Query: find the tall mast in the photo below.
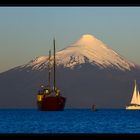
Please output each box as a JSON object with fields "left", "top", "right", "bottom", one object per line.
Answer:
{"left": 53, "top": 38, "right": 56, "bottom": 92}
{"left": 48, "top": 50, "right": 51, "bottom": 89}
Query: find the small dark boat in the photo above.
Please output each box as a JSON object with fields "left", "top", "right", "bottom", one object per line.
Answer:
{"left": 37, "top": 38, "right": 66, "bottom": 111}
{"left": 92, "top": 104, "right": 96, "bottom": 111}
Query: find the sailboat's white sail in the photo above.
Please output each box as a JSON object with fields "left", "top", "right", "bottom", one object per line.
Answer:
{"left": 130, "top": 80, "right": 138, "bottom": 105}
{"left": 126, "top": 80, "right": 140, "bottom": 110}
{"left": 137, "top": 91, "right": 140, "bottom": 105}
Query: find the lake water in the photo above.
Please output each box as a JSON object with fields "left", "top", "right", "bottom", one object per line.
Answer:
{"left": 0, "top": 109, "right": 140, "bottom": 134}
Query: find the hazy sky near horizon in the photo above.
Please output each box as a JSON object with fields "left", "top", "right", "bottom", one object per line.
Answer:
{"left": 0, "top": 7, "right": 140, "bottom": 73}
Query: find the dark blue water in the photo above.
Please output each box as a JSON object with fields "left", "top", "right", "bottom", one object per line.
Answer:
{"left": 0, "top": 109, "right": 140, "bottom": 134}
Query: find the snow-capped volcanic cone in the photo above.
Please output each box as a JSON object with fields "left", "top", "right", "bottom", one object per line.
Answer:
{"left": 0, "top": 34, "right": 140, "bottom": 108}
{"left": 21, "top": 34, "right": 135, "bottom": 71}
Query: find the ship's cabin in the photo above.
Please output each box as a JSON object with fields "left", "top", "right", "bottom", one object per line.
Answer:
{"left": 38, "top": 85, "right": 51, "bottom": 95}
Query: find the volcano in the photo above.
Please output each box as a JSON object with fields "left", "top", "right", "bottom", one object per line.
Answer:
{"left": 0, "top": 34, "right": 140, "bottom": 109}
{"left": 21, "top": 34, "right": 136, "bottom": 71}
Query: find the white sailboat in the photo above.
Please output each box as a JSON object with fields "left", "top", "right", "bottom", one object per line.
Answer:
{"left": 126, "top": 80, "right": 140, "bottom": 110}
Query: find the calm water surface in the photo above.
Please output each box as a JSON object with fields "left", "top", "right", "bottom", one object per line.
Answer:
{"left": 0, "top": 109, "right": 140, "bottom": 134}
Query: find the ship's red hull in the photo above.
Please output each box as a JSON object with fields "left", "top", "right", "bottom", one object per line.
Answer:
{"left": 37, "top": 96, "right": 66, "bottom": 111}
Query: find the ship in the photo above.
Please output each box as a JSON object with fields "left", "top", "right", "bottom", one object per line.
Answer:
{"left": 126, "top": 80, "right": 140, "bottom": 110}
{"left": 37, "top": 38, "right": 66, "bottom": 111}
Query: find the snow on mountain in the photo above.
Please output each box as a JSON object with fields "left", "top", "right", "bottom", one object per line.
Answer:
{"left": 21, "top": 34, "right": 136, "bottom": 71}
{"left": 22, "top": 56, "right": 49, "bottom": 70}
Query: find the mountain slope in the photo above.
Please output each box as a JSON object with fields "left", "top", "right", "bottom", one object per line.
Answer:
{"left": 21, "top": 34, "right": 135, "bottom": 71}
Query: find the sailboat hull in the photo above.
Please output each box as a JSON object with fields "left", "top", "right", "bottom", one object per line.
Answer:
{"left": 37, "top": 96, "right": 66, "bottom": 111}
{"left": 126, "top": 105, "right": 140, "bottom": 110}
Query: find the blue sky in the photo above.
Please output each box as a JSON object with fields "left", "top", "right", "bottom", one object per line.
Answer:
{"left": 0, "top": 7, "right": 140, "bottom": 72}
